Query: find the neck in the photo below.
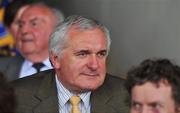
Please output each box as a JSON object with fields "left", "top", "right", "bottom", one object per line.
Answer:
{"left": 22, "top": 52, "right": 49, "bottom": 63}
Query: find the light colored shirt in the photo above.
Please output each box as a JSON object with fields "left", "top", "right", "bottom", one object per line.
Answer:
{"left": 19, "top": 58, "right": 53, "bottom": 78}
{"left": 55, "top": 75, "right": 91, "bottom": 113}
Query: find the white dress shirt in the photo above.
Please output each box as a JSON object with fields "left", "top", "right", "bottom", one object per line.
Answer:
{"left": 55, "top": 75, "right": 91, "bottom": 113}
{"left": 19, "top": 58, "right": 53, "bottom": 78}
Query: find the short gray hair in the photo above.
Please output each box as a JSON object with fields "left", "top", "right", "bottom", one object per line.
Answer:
{"left": 49, "top": 15, "right": 111, "bottom": 58}
{"left": 27, "top": 2, "right": 64, "bottom": 25}
{"left": 51, "top": 8, "right": 64, "bottom": 25}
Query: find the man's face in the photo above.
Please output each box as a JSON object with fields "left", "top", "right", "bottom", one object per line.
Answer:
{"left": 53, "top": 27, "right": 108, "bottom": 93}
{"left": 17, "top": 6, "right": 56, "bottom": 59}
{"left": 130, "top": 82, "right": 177, "bottom": 113}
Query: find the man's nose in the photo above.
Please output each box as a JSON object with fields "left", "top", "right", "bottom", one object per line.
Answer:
{"left": 19, "top": 24, "right": 29, "bottom": 35}
{"left": 141, "top": 107, "right": 151, "bottom": 113}
{"left": 87, "top": 54, "right": 99, "bottom": 70}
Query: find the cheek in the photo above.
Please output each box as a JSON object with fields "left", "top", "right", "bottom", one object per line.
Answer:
{"left": 59, "top": 56, "right": 80, "bottom": 73}
{"left": 130, "top": 109, "right": 136, "bottom": 113}
{"left": 40, "top": 26, "right": 53, "bottom": 37}
{"left": 16, "top": 37, "right": 22, "bottom": 47}
{"left": 34, "top": 31, "right": 49, "bottom": 44}
{"left": 153, "top": 109, "right": 160, "bottom": 113}
{"left": 10, "top": 25, "right": 18, "bottom": 37}
{"left": 69, "top": 61, "right": 83, "bottom": 74}
{"left": 99, "top": 60, "right": 106, "bottom": 71}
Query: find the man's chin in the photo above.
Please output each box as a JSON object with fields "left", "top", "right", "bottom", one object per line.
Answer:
{"left": 81, "top": 82, "right": 103, "bottom": 91}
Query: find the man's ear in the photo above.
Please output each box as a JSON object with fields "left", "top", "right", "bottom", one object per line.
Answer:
{"left": 50, "top": 52, "right": 61, "bottom": 69}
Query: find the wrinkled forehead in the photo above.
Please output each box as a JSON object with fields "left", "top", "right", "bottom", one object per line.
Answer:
{"left": 21, "top": 6, "right": 54, "bottom": 20}
{"left": 67, "top": 26, "right": 106, "bottom": 40}
{"left": 15, "top": 5, "right": 30, "bottom": 20}
{"left": 66, "top": 26, "right": 107, "bottom": 49}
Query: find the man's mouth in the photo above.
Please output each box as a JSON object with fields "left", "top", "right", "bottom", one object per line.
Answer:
{"left": 81, "top": 73, "right": 99, "bottom": 76}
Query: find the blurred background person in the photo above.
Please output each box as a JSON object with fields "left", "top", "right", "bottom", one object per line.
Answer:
{"left": 3, "top": 0, "right": 33, "bottom": 56}
{"left": 125, "top": 58, "right": 180, "bottom": 113}
{"left": 0, "top": 71, "right": 15, "bottom": 113}
{"left": 0, "top": 2, "right": 64, "bottom": 81}
{"left": 0, "top": 0, "right": 15, "bottom": 57}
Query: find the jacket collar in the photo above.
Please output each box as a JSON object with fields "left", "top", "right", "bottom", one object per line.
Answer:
{"left": 33, "top": 70, "right": 59, "bottom": 113}
{"left": 91, "top": 76, "right": 116, "bottom": 113}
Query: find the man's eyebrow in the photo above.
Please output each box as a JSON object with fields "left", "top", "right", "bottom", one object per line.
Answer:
{"left": 148, "top": 101, "right": 162, "bottom": 106}
{"left": 74, "top": 50, "right": 91, "bottom": 54}
{"left": 29, "top": 17, "right": 39, "bottom": 23}
{"left": 19, "top": 17, "right": 39, "bottom": 25}
{"left": 74, "top": 49, "right": 107, "bottom": 54}
{"left": 79, "top": 50, "right": 90, "bottom": 53}
{"left": 98, "top": 49, "right": 107, "bottom": 53}
{"left": 97, "top": 49, "right": 107, "bottom": 54}
{"left": 131, "top": 100, "right": 141, "bottom": 104}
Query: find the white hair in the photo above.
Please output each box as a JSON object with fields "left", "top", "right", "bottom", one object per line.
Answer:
{"left": 49, "top": 15, "right": 111, "bottom": 58}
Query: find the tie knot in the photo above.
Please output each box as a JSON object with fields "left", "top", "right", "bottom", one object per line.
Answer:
{"left": 70, "top": 96, "right": 81, "bottom": 105}
{"left": 32, "top": 62, "right": 44, "bottom": 72}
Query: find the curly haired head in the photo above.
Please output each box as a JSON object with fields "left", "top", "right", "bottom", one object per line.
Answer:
{"left": 125, "top": 58, "right": 180, "bottom": 110}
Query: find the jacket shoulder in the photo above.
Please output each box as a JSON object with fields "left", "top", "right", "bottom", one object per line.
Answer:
{"left": 103, "top": 74, "right": 126, "bottom": 91}
{"left": 99, "top": 74, "right": 129, "bottom": 113}
{"left": 0, "top": 56, "right": 24, "bottom": 70}
{"left": 12, "top": 69, "right": 55, "bottom": 94}
{"left": 12, "top": 69, "right": 58, "bottom": 113}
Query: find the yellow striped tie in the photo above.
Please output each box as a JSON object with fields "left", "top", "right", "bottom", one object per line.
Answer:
{"left": 70, "top": 96, "right": 81, "bottom": 113}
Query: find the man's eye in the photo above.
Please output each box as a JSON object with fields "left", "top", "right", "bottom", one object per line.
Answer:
{"left": 97, "top": 51, "right": 107, "bottom": 58}
{"left": 78, "top": 52, "right": 87, "bottom": 57}
{"left": 31, "top": 22, "right": 38, "bottom": 26}
{"left": 131, "top": 102, "right": 141, "bottom": 110}
{"left": 150, "top": 103, "right": 161, "bottom": 110}
{"left": 18, "top": 23, "right": 23, "bottom": 29}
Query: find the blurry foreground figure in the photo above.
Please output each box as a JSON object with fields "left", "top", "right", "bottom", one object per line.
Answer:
{"left": 0, "top": 72, "right": 15, "bottom": 113}
{"left": 126, "top": 58, "right": 180, "bottom": 113}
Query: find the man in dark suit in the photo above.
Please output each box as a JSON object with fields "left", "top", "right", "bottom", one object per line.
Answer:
{"left": 0, "top": 2, "right": 64, "bottom": 81}
{"left": 13, "top": 15, "right": 129, "bottom": 113}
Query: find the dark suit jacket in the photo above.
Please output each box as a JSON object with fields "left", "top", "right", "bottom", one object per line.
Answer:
{"left": 13, "top": 69, "right": 129, "bottom": 113}
{"left": 0, "top": 55, "right": 24, "bottom": 81}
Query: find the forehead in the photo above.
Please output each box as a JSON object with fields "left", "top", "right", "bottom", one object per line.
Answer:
{"left": 132, "top": 82, "right": 173, "bottom": 103}
{"left": 67, "top": 27, "right": 107, "bottom": 50}
{"left": 21, "top": 6, "right": 53, "bottom": 21}
{"left": 15, "top": 5, "right": 29, "bottom": 20}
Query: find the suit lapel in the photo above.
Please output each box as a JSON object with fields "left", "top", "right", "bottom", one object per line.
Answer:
{"left": 91, "top": 82, "right": 116, "bottom": 113}
{"left": 33, "top": 71, "right": 59, "bottom": 113}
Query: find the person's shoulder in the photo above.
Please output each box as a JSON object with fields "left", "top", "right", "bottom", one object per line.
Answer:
{"left": 0, "top": 56, "right": 24, "bottom": 73}
{"left": 12, "top": 69, "right": 57, "bottom": 112}
{"left": 102, "top": 73, "right": 127, "bottom": 95}
{"left": 0, "top": 56, "right": 14, "bottom": 62}
{"left": 95, "top": 73, "right": 129, "bottom": 113}
{"left": 0, "top": 55, "right": 24, "bottom": 63}
{"left": 105, "top": 73, "right": 126, "bottom": 86}
{"left": 12, "top": 69, "right": 55, "bottom": 90}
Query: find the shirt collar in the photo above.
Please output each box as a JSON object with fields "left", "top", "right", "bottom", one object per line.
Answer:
{"left": 43, "top": 58, "right": 53, "bottom": 68}
{"left": 55, "top": 75, "right": 91, "bottom": 110}
{"left": 23, "top": 58, "right": 52, "bottom": 69}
